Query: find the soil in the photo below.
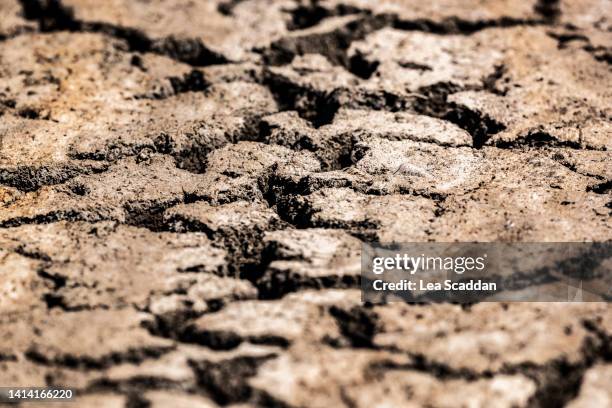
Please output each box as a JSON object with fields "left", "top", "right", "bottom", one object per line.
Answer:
{"left": 0, "top": 0, "right": 610, "bottom": 407}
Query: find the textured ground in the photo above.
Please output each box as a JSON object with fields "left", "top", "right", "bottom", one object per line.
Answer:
{"left": 0, "top": 0, "right": 611, "bottom": 407}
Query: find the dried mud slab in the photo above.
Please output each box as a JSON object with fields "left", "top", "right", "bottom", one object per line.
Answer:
{"left": 60, "top": 0, "right": 292, "bottom": 63}
{"left": 0, "top": 0, "right": 611, "bottom": 407}
{"left": 257, "top": 228, "right": 361, "bottom": 298}
{"left": 250, "top": 344, "right": 536, "bottom": 408}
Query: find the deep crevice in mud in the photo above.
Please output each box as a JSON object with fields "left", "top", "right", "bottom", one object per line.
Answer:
{"left": 586, "top": 180, "right": 612, "bottom": 195}
{"left": 188, "top": 355, "right": 279, "bottom": 405}
{"left": 85, "top": 376, "right": 182, "bottom": 396}
{"left": 0, "top": 163, "right": 109, "bottom": 192}
{"left": 263, "top": 70, "right": 341, "bottom": 127}
{"left": 36, "top": 267, "right": 79, "bottom": 312}
{"left": 168, "top": 70, "right": 209, "bottom": 94}
{"left": 25, "top": 345, "right": 174, "bottom": 370}
{"left": 42, "top": 292, "right": 108, "bottom": 312}
{"left": 263, "top": 13, "right": 394, "bottom": 68}
{"left": 411, "top": 82, "right": 506, "bottom": 148}
{"left": 506, "top": 319, "right": 609, "bottom": 408}
{"left": 217, "top": 0, "right": 246, "bottom": 16}
{"left": 151, "top": 36, "right": 228, "bottom": 67}
{"left": 18, "top": 0, "right": 228, "bottom": 66}
{"left": 137, "top": 69, "right": 210, "bottom": 100}
{"left": 286, "top": 3, "right": 365, "bottom": 31}
{"left": 179, "top": 326, "right": 290, "bottom": 351}
{"left": 125, "top": 392, "right": 154, "bottom": 408}
{"left": 550, "top": 152, "right": 606, "bottom": 181}
{"left": 398, "top": 60, "right": 433, "bottom": 72}
{"left": 262, "top": 68, "right": 508, "bottom": 147}
{"left": 0, "top": 27, "right": 36, "bottom": 43}
{"left": 0, "top": 198, "right": 180, "bottom": 231}
{"left": 255, "top": 271, "right": 360, "bottom": 300}
{"left": 37, "top": 268, "right": 68, "bottom": 290}
{"left": 494, "top": 131, "right": 606, "bottom": 150}
{"left": 14, "top": 246, "right": 53, "bottom": 262}
{"left": 584, "top": 45, "right": 612, "bottom": 65}
{"left": 0, "top": 210, "right": 98, "bottom": 229}
{"left": 369, "top": 355, "right": 487, "bottom": 381}
{"left": 534, "top": 0, "right": 561, "bottom": 23}
{"left": 262, "top": 77, "right": 506, "bottom": 149}
{"left": 16, "top": 106, "right": 50, "bottom": 120}
{"left": 548, "top": 31, "right": 589, "bottom": 49}
{"left": 329, "top": 305, "right": 378, "bottom": 348}
{"left": 0, "top": 353, "right": 18, "bottom": 363}
{"left": 348, "top": 50, "right": 380, "bottom": 79}
{"left": 124, "top": 199, "right": 183, "bottom": 232}
{"left": 482, "top": 64, "right": 508, "bottom": 96}
{"left": 548, "top": 30, "right": 612, "bottom": 66}
{"left": 19, "top": 0, "right": 78, "bottom": 31}
{"left": 393, "top": 16, "right": 546, "bottom": 35}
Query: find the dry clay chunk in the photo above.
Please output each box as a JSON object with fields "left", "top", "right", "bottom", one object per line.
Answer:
{"left": 428, "top": 148, "right": 612, "bottom": 241}
{"left": 0, "top": 32, "right": 186, "bottom": 127}
{"left": 270, "top": 137, "right": 487, "bottom": 198}
{"left": 8, "top": 309, "right": 173, "bottom": 367}
{"left": 345, "top": 371, "right": 535, "bottom": 408}
{"left": 352, "top": 138, "right": 487, "bottom": 194}
{"left": 373, "top": 302, "right": 610, "bottom": 373}
{"left": 349, "top": 26, "right": 610, "bottom": 149}
{"left": 280, "top": 187, "right": 436, "bottom": 241}
{"left": 0, "top": 359, "right": 61, "bottom": 389}
{"left": 194, "top": 141, "right": 320, "bottom": 203}
{"left": 165, "top": 200, "right": 284, "bottom": 237}
{"left": 258, "top": 229, "right": 362, "bottom": 297}
{"left": 0, "top": 155, "right": 203, "bottom": 227}
{"left": 261, "top": 109, "right": 472, "bottom": 170}
{"left": 186, "top": 290, "right": 361, "bottom": 348}
{"left": 0, "top": 221, "right": 231, "bottom": 310}
{"left": 327, "top": 109, "right": 472, "bottom": 147}
{"left": 249, "top": 344, "right": 410, "bottom": 408}
{"left": 250, "top": 343, "right": 535, "bottom": 408}
{"left": 165, "top": 200, "right": 286, "bottom": 272}
{"left": 0, "top": 32, "right": 278, "bottom": 174}
{"left": 451, "top": 29, "right": 610, "bottom": 149}
{"left": 62, "top": 0, "right": 291, "bottom": 61}
{"left": 68, "top": 81, "right": 278, "bottom": 168}
{"left": 349, "top": 27, "right": 504, "bottom": 91}
{"left": 102, "top": 343, "right": 276, "bottom": 391}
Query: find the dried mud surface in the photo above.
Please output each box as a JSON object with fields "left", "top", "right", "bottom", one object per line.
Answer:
{"left": 0, "top": 0, "right": 611, "bottom": 407}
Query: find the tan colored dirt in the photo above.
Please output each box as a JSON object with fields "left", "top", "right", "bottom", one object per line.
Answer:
{"left": 0, "top": 0, "right": 610, "bottom": 407}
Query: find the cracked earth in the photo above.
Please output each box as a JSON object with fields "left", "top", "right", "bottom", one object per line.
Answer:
{"left": 0, "top": 0, "right": 610, "bottom": 407}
